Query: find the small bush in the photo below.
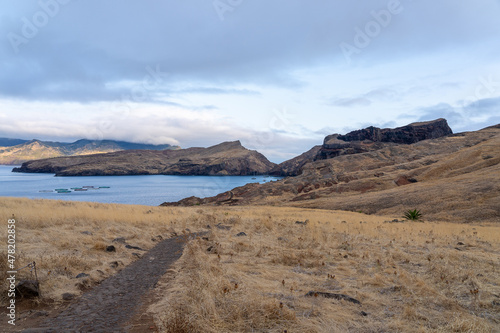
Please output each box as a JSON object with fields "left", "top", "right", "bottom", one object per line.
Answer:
{"left": 403, "top": 209, "right": 422, "bottom": 221}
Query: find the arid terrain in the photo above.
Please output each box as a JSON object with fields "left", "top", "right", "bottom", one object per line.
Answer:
{"left": 2, "top": 120, "right": 500, "bottom": 332}
{"left": 165, "top": 123, "right": 500, "bottom": 224}
{"left": 1, "top": 198, "right": 499, "bottom": 332}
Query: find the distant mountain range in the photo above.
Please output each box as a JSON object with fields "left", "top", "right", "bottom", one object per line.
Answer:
{"left": 0, "top": 138, "right": 179, "bottom": 165}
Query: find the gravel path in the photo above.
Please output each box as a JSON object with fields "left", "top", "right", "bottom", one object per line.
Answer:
{"left": 21, "top": 235, "right": 191, "bottom": 333}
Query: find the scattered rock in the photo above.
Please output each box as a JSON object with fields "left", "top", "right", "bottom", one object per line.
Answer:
{"left": 216, "top": 223, "right": 231, "bottom": 230}
{"left": 380, "top": 285, "right": 402, "bottom": 294}
{"left": 236, "top": 232, "right": 247, "bottom": 237}
{"left": 132, "top": 253, "right": 142, "bottom": 258}
{"left": 295, "top": 220, "right": 308, "bottom": 225}
{"left": 76, "top": 273, "right": 89, "bottom": 279}
{"left": 395, "top": 176, "right": 418, "bottom": 186}
{"left": 112, "top": 237, "right": 126, "bottom": 244}
{"left": 206, "top": 246, "right": 214, "bottom": 252}
{"left": 125, "top": 244, "right": 145, "bottom": 251}
{"left": 151, "top": 235, "right": 164, "bottom": 242}
{"left": 97, "top": 270, "right": 105, "bottom": 275}
{"left": 202, "top": 237, "right": 209, "bottom": 241}
{"left": 16, "top": 280, "right": 40, "bottom": 298}
{"left": 360, "top": 311, "right": 369, "bottom": 316}
{"left": 106, "top": 245, "right": 116, "bottom": 252}
{"left": 457, "top": 242, "right": 465, "bottom": 246}
{"left": 305, "top": 291, "right": 361, "bottom": 304}
{"left": 277, "top": 237, "right": 288, "bottom": 242}
{"left": 385, "top": 219, "right": 404, "bottom": 223}
{"left": 81, "top": 231, "right": 93, "bottom": 235}
{"left": 206, "top": 225, "right": 212, "bottom": 229}
{"left": 109, "top": 261, "right": 119, "bottom": 268}
{"left": 32, "top": 311, "right": 49, "bottom": 317}
{"left": 62, "top": 293, "right": 75, "bottom": 301}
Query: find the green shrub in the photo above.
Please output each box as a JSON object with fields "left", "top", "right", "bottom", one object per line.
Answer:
{"left": 403, "top": 209, "right": 422, "bottom": 221}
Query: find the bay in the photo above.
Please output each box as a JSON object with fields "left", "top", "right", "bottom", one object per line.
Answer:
{"left": 0, "top": 165, "right": 280, "bottom": 206}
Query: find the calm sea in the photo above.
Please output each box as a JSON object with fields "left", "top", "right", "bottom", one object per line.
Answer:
{"left": 0, "top": 165, "right": 280, "bottom": 206}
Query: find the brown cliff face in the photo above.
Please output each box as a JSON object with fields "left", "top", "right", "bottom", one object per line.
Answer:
{"left": 12, "top": 141, "right": 276, "bottom": 176}
{"left": 316, "top": 118, "right": 453, "bottom": 160}
{"left": 162, "top": 124, "right": 500, "bottom": 223}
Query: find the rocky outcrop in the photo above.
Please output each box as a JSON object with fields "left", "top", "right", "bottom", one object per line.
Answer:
{"left": 161, "top": 123, "right": 500, "bottom": 223}
{"left": 337, "top": 118, "right": 452, "bottom": 143}
{"left": 316, "top": 119, "right": 452, "bottom": 160}
{"left": 13, "top": 141, "right": 276, "bottom": 176}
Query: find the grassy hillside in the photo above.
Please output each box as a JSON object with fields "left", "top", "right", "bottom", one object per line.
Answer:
{"left": 1, "top": 198, "right": 498, "bottom": 332}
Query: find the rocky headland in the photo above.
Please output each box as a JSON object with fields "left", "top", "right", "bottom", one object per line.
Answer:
{"left": 13, "top": 141, "right": 276, "bottom": 176}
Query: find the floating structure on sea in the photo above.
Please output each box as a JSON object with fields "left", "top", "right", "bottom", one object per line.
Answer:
{"left": 40, "top": 186, "right": 110, "bottom": 194}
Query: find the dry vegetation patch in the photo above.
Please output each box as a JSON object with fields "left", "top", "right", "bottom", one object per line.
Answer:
{"left": 0, "top": 197, "right": 202, "bottom": 303}
{"left": 153, "top": 207, "right": 500, "bottom": 332}
{"left": 1, "top": 198, "right": 499, "bottom": 332}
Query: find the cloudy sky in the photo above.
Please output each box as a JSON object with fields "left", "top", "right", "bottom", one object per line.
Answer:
{"left": 1, "top": 0, "right": 499, "bottom": 162}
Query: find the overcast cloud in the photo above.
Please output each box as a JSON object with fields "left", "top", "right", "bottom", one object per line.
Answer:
{"left": 1, "top": 0, "right": 499, "bottom": 162}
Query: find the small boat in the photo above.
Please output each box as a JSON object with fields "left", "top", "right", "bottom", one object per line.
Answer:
{"left": 55, "top": 188, "right": 69, "bottom": 191}
{"left": 74, "top": 188, "right": 88, "bottom": 191}
{"left": 98, "top": 186, "right": 110, "bottom": 189}
{"left": 39, "top": 190, "right": 53, "bottom": 193}
{"left": 251, "top": 177, "right": 257, "bottom": 180}
{"left": 56, "top": 190, "right": 71, "bottom": 193}
{"left": 82, "top": 186, "right": 94, "bottom": 188}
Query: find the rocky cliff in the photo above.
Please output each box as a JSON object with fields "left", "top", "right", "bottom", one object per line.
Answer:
{"left": 13, "top": 141, "right": 276, "bottom": 176}
{"left": 316, "top": 118, "right": 452, "bottom": 160}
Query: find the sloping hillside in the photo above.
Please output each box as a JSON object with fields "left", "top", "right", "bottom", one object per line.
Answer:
{"left": 163, "top": 125, "right": 500, "bottom": 223}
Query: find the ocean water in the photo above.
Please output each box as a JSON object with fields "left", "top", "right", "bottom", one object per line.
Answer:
{"left": 0, "top": 165, "right": 280, "bottom": 206}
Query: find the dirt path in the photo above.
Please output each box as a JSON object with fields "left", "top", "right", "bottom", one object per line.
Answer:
{"left": 19, "top": 235, "right": 192, "bottom": 333}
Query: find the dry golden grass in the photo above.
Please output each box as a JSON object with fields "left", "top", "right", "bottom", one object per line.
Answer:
{"left": 152, "top": 207, "right": 500, "bottom": 332}
{"left": 1, "top": 197, "right": 499, "bottom": 332}
{"left": 0, "top": 197, "right": 204, "bottom": 302}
